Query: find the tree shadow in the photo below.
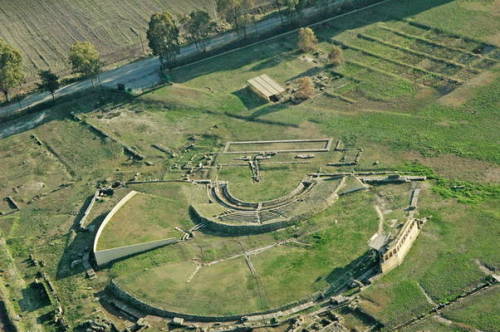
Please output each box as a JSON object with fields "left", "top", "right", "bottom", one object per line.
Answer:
{"left": 249, "top": 102, "right": 290, "bottom": 119}
{"left": 224, "top": 111, "right": 299, "bottom": 128}
{"left": 249, "top": 50, "right": 300, "bottom": 72}
{"left": 250, "top": 57, "right": 284, "bottom": 72}
{"left": 0, "top": 88, "right": 133, "bottom": 140}
{"left": 232, "top": 87, "right": 267, "bottom": 110}
{"left": 288, "top": 66, "right": 325, "bottom": 82}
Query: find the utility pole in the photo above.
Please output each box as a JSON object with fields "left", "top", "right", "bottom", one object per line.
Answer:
{"left": 130, "top": 27, "right": 145, "bottom": 55}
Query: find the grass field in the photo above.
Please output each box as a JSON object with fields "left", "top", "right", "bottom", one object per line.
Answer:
{"left": 110, "top": 190, "right": 378, "bottom": 315}
{"left": 359, "top": 190, "right": 499, "bottom": 327}
{"left": 0, "top": 131, "right": 70, "bottom": 204}
{"left": 440, "top": 285, "right": 500, "bottom": 332}
{"left": 96, "top": 184, "right": 208, "bottom": 250}
{"left": 0, "top": 0, "right": 498, "bottom": 329}
{"left": 404, "top": 285, "right": 500, "bottom": 332}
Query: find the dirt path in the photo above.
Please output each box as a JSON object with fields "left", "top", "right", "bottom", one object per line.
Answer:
{"left": 204, "top": 241, "right": 283, "bottom": 266}
{"left": 245, "top": 254, "right": 270, "bottom": 309}
{"left": 417, "top": 282, "right": 436, "bottom": 306}
{"left": 186, "top": 263, "right": 202, "bottom": 283}
{"left": 434, "top": 315, "right": 486, "bottom": 332}
{"left": 475, "top": 259, "right": 497, "bottom": 276}
{"left": 374, "top": 204, "right": 385, "bottom": 234}
{"left": 392, "top": 282, "right": 498, "bottom": 331}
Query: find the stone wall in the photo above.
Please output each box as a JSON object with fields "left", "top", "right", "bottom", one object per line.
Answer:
{"left": 77, "top": 190, "right": 99, "bottom": 230}
{"left": 191, "top": 206, "right": 294, "bottom": 235}
{"left": 195, "top": 177, "right": 344, "bottom": 236}
{"left": 92, "top": 191, "right": 138, "bottom": 266}
{"left": 223, "top": 138, "right": 333, "bottom": 154}
{"left": 108, "top": 280, "right": 321, "bottom": 322}
{"left": 71, "top": 113, "right": 144, "bottom": 160}
{"left": 215, "top": 180, "right": 312, "bottom": 209}
{"left": 94, "top": 238, "right": 179, "bottom": 267}
{"left": 380, "top": 218, "right": 424, "bottom": 273}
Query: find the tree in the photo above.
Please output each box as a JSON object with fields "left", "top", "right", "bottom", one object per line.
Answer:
{"left": 185, "top": 10, "right": 215, "bottom": 51}
{"left": 283, "top": 0, "right": 316, "bottom": 23}
{"left": 68, "top": 41, "right": 102, "bottom": 86}
{"left": 297, "top": 27, "right": 317, "bottom": 52}
{"left": 284, "top": 0, "right": 300, "bottom": 22}
{"left": 216, "top": 0, "right": 255, "bottom": 37}
{"left": 239, "top": 13, "right": 254, "bottom": 38}
{"left": 147, "top": 12, "right": 180, "bottom": 70}
{"left": 37, "top": 70, "right": 60, "bottom": 103}
{"left": 0, "top": 39, "right": 24, "bottom": 102}
{"left": 217, "top": 0, "right": 243, "bottom": 30}
{"left": 295, "top": 0, "right": 310, "bottom": 18}
{"left": 295, "top": 76, "right": 314, "bottom": 100}
{"left": 240, "top": 0, "right": 256, "bottom": 37}
{"left": 297, "top": 0, "right": 317, "bottom": 12}
{"left": 328, "top": 46, "right": 344, "bottom": 66}
{"left": 274, "top": 0, "right": 285, "bottom": 23}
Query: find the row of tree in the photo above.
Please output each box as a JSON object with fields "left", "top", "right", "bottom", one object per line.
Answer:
{"left": 1, "top": 1, "right": 330, "bottom": 103}
{"left": 0, "top": 38, "right": 103, "bottom": 103}
{"left": 146, "top": 0, "right": 325, "bottom": 70}
{"left": 275, "top": 0, "right": 320, "bottom": 23}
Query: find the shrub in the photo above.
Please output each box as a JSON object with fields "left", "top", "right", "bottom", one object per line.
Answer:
{"left": 328, "top": 46, "right": 344, "bottom": 66}
{"left": 298, "top": 27, "right": 318, "bottom": 52}
{"left": 295, "top": 77, "right": 315, "bottom": 100}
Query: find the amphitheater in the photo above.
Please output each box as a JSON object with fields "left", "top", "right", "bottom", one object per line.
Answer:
{"left": 90, "top": 138, "right": 428, "bottom": 322}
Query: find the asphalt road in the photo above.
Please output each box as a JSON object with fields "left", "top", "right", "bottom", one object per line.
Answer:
{"left": 0, "top": 0, "right": 389, "bottom": 122}
{"left": 0, "top": 10, "right": 288, "bottom": 120}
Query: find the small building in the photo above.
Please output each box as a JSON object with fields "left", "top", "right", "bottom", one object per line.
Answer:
{"left": 368, "top": 233, "right": 389, "bottom": 252}
{"left": 172, "top": 317, "right": 185, "bottom": 326}
{"left": 247, "top": 74, "right": 285, "bottom": 102}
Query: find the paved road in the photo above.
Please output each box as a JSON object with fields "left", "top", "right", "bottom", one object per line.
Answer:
{"left": 0, "top": 8, "right": 294, "bottom": 120}
{"left": 0, "top": 0, "right": 387, "bottom": 122}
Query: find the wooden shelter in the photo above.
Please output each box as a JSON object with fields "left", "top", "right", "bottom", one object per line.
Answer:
{"left": 247, "top": 74, "right": 285, "bottom": 102}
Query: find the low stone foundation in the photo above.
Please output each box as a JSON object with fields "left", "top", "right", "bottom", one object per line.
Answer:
{"left": 191, "top": 206, "right": 293, "bottom": 235}
{"left": 108, "top": 280, "right": 320, "bottom": 322}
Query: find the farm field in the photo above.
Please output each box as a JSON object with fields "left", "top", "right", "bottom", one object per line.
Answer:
{"left": 0, "top": 0, "right": 271, "bottom": 87}
{"left": 0, "top": 0, "right": 498, "bottom": 330}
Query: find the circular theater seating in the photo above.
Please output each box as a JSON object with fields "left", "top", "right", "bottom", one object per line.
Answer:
{"left": 191, "top": 176, "right": 344, "bottom": 235}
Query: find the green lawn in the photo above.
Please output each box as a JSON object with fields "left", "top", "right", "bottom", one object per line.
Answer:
{"left": 111, "top": 190, "right": 378, "bottom": 315}
{"left": 97, "top": 184, "right": 204, "bottom": 250}
{"left": 441, "top": 286, "right": 500, "bottom": 332}
{"left": 360, "top": 191, "right": 499, "bottom": 327}
{"left": 0, "top": 0, "right": 498, "bottom": 328}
